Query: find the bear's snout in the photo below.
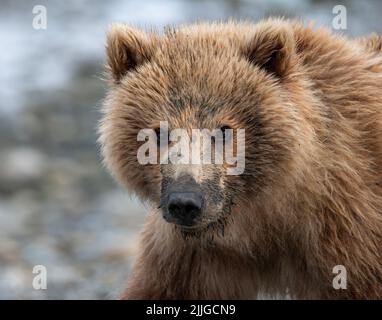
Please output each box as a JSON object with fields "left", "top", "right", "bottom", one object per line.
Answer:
{"left": 165, "top": 192, "right": 203, "bottom": 226}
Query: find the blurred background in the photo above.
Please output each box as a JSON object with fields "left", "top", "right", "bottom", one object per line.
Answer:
{"left": 0, "top": 0, "right": 381, "bottom": 299}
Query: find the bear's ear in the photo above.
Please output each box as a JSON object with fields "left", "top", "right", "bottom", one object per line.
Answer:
{"left": 106, "top": 24, "right": 153, "bottom": 83}
{"left": 242, "top": 20, "right": 295, "bottom": 78}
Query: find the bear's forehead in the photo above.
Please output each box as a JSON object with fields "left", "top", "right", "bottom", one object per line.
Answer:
{"left": 115, "top": 23, "right": 269, "bottom": 119}
{"left": 155, "top": 35, "right": 236, "bottom": 63}
{"left": 143, "top": 32, "right": 251, "bottom": 86}
{"left": 149, "top": 24, "right": 253, "bottom": 63}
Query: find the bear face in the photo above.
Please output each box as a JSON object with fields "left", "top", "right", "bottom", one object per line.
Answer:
{"left": 100, "top": 19, "right": 382, "bottom": 299}
{"left": 99, "top": 20, "right": 309, "bottom": 235}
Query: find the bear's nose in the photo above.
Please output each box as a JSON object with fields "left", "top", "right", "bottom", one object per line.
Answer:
{"left": 166, "top": 192, "right": 203, "bottom": 226}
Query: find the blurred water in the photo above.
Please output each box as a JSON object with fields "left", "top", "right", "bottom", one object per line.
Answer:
{"left": 1, "top": 0, "right": 381, "bottom": 113}
{"left": 0, "top": 0, "right": 381, "bottom": 299}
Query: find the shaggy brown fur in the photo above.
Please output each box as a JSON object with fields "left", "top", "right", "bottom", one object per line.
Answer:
{"left": 99, "top": 18, "right": 382, "bottom": 299}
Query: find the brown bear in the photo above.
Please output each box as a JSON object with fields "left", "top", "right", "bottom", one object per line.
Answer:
{"left": 99, "top": 18, "right": 382, "bottom": 299}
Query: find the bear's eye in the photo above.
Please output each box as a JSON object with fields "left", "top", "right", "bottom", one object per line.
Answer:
{"left": 220, "top": 125, "right": 232, "bottom": 143}
{"left": 154, "top": 128, "right": 161, "bottom": 146}
{"left": 154, "top": 128, "right": 170, "bottom": 147}
{"left": 211, "top": 125, "right": 232, "bottom": 144}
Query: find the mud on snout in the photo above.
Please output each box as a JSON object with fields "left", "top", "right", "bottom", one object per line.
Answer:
{"left": 159, "top": 166, "right": 232, "bottom": 233}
